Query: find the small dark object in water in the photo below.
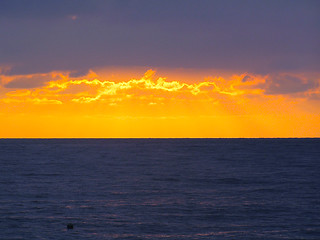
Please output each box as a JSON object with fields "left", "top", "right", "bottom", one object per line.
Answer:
{"left": 67, "top": 223, "right": 73, "bottom": 230}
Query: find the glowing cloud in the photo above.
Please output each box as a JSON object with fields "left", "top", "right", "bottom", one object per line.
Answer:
{"left": 0, "top": 69, "right": 319, "bottom": 138}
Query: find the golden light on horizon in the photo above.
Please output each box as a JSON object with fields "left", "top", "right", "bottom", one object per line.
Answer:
{"left": 1, "top": 69, "right": 319, "bottom": 138}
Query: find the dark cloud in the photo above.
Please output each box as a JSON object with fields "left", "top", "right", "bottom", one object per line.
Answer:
{"left": 4, "top": 75, "right": 61, "bottom": 89}
{"left": 69, "top": 69, "right": 90, "bottom": 78}
{"left": 0, "top": 0, "right": 319, "bottom": 74}
{"left": 265, "top": 75, "right": 318, "bottom": 94}
{"left": 241, "top": 75, "right": 254, "bottom": 82}
{"left": 308, "top": 93, "right": 320, "bottom": 100}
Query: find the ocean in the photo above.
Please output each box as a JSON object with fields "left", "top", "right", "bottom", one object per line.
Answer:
{"left": 0, "top": 139, "right": 319, "bottom": 240}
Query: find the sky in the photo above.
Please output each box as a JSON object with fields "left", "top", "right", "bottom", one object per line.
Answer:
{"left": 0, "top": 0, "right": 319, "bottom": 137}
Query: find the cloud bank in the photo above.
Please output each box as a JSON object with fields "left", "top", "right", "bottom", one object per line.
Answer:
{"left": 1, "top": 69, "right": 319, "bottom": 110}
{"left": 0, "top": 0, "right": 319, "bottom": 75}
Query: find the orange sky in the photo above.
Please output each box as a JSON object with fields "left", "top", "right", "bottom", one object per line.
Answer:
{"left": 1, "top": 68, "right": 319, "bottom": 138}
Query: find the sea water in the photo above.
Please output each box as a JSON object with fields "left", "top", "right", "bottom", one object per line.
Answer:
{"left": 0, "top": 139, "right": 319, "bottom": 240}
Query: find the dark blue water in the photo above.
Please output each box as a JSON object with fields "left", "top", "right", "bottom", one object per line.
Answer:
{"left": 0, "top": 139, "right": 319, "bottom": 240}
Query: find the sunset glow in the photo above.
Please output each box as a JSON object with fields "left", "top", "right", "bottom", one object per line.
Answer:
{"left": 1, "top": 68, "right": 319, "bottom": 138}
{"left": 1, "top": 1, "right": 319, "bottom": 138}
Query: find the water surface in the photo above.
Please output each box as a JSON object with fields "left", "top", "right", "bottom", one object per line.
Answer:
{"left": 0, "top": 139, "right": 319, "bottom": 239}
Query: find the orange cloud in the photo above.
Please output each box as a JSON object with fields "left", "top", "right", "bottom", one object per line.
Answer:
{"left": 0, "top": 68, "right": 319, "bottom": 137}
{"left": 16, "top": 69, "right": 263, "bottom": 105}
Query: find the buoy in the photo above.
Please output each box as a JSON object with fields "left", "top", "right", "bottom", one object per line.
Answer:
{"left": 67, "top": 223, "right": 74, "bottom": 230}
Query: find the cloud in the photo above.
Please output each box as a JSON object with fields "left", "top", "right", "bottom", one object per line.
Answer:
{"left": 0, "top": 1, "right": 319, "bottom": 74}
{"left": 29, "top": 98, "right": 62, "bottom": 104}
{"left": 47, "top": 70, "right": 262, "bottom": 103}
{"left": 265, "top": 75, "right": 318, "bottom": 95}
{"left": 0, "top": 97, "right": 62, "bottom": 104}
{"left": 1, "top": 69, "right": 319, "bottom": 109}
{"left": 68, "top": 69, "right": 90, "bottom": 78}
{"left": 0, "top": 69, "right": 267, "bottom": 106}
{"left": 3, "top": 73, "right": 63, "bottom": 89}
{"left": 241, "top": 75, "right": 253, "bottom": 82}
{"left": 6, "top": 89, "right": 31, "bottom": 97}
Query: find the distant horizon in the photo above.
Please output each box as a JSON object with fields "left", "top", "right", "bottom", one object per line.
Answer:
{"left": 1, "top": 137, "right": 319, "bottom": 139}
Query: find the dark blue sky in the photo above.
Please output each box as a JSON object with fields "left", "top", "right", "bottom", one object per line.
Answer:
{"left": 0, "top": 0, "right": 319, "bottom": 75}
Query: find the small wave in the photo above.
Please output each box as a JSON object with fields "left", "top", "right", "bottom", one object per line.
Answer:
{"left": 216, "top": 177, "right": 242, "bottom": 184}
{"left": 152, "top": 177, "right": 181, "bottom": 182}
